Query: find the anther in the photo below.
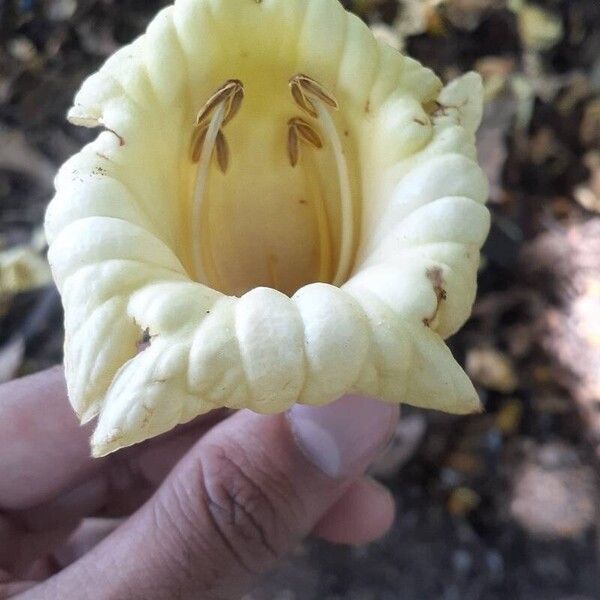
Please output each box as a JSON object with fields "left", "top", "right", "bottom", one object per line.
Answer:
{"left": 287, "top": 118, "right": 323, "bottom": 167}
{"left": 215, "top": 130, "right": 229, "bottom": 174}
{"left": 190, "top": 126, "right": 208, "bottom": 163}
{"left": 195, "top": 79, "right": 243, "bottom": 128}
{"left": 293, "top": 74, "right": 339, "bottom": 109}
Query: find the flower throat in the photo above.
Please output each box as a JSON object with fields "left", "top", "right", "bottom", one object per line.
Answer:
{"left": 188, "top": 74, "right": 357, "bottom": 297}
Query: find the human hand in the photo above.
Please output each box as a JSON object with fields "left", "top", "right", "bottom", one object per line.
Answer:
{"left": 0, "top": 367, "right": 398, "bottom": 599}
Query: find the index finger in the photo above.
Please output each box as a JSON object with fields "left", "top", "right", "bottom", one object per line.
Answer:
{"left": 0, "top": 368, "right": 224, "bottom": 511}
{"left": 0, "top": 367, "right": 96, "bottom": 510}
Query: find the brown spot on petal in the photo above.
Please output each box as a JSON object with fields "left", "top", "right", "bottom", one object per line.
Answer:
{"left": 423, "top": 267, "right": 447, "bottom": 327}
{"left": 104, "top": 127, "right": 124, "bottom": 146}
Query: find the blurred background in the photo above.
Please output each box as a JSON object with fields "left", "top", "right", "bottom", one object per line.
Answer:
{"left": 1, "top": 0, "right": 599, "bottom": 598}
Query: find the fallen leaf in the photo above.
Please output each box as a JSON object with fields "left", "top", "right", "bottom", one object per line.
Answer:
{"left": 580, "top": 99, "right": 600, "bottom": 147}
{"left": 447, "top": 486, "right": 481, "bottom": 516}
{"left": 0, "top": 337, "right": 25, "bottom": 384}
{"left": 0, "top": 245, "right": 52, "bottom": 296}
{"left": 517, "top": 3, "right": 563, "bottom": 52}
{"left": 495, "top": 398, "right": 523, "bottom": 434}
{"left": 466, "top": 347, "right": 519, "bottom": 393}
{"left": 510, "top": 442, "right": 598, "bottom": 539}
{"left": 477, "top": 93, "right": 516, "bottom": 202}
{"left": 394, "top": 0, "right": 445, "bottom": 39}
{"left": 574, "top": 151, "right": 600, "bottom": 214}
{"left": 445, "top": 0, "right": 501, "bottom": 31}
{"left": 0, "top": 126, "right": 56, "bottom": 191}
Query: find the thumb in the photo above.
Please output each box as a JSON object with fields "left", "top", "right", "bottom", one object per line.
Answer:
{"left": 35, "top": 396, "right": 398, "bottom": 600}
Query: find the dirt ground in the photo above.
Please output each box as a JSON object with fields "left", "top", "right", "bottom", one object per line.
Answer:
{"left": 1, "top": 1, "right": 600, "bottom": 598}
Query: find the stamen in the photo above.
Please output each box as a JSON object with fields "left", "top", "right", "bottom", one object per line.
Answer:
{"left": 290, "top": 74, "right": 354, "bottom": 286}
{"left": 191, "top": 80, "right": 244, "bottom": 284}
{"left": 303, "top": 150, "right": 333, "bottom": 283}
{"left": 195, "top": 80, "right": 243, "bottom": 128}
{"left": 293, "top": 74, "right": 339, "bottom": 110}
{"left": 314, "top": 99, "right": 353, "bottom": 286}
{"left": 191, "top": 101, "right": 226, "bottom": 283}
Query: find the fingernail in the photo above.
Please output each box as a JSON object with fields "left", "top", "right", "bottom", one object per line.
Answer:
{"left": 287, "top": 395, "right": 400, "bottom": 478}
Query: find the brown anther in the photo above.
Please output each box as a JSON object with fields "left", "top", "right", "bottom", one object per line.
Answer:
{"left": 287, "top": 122, "right": 300, "bottom": 167}
{"left": 190, "top": 126, "right": 208, "bottom": 163}
{"left": 423, "top": 267, "right": 447, "bottom": 327}
{"left": 215, "top": 130, "right": 229, "bottom": 173}
{"left": 290, "top": 80, "right": 318, "bottom": 118}
{"left": 287, "top": 118, "right": 323, "bottom": 167}
{"left": 195, "top": 79, "right": 243, "bottom": 128}
{"left": 290, "top": 74, "right": 339, "bottom": 112}
{"left": 222, "top": 85, "right": 245, "bottom": 126}
{"left": 105, "top": 127, "right": 125, "bottom": 146}
{"left": 290, "top": 118, "right": 323, "bottom": 149}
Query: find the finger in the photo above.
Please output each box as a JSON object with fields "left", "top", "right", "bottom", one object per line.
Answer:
{"left": 312, "top": 477, "right": 396, "bottom": 545}
{"left": 2, "top": 418, "right": 225, "bottom": 574}
{"left": 2, "top": 421, "right": 223, "bottom": 576}
{"left": 0, "top": 579, "right": 37, "bottom": 597}
{"left": 33, "top": 395, "right": 399, "bottom": 600}
{"left": 1, "top": 431, "right": 203, "bottom": 572}
{"left": 13, "top": 427, "right": 210, "bottom": 532}
{"left": 0, "top": 568, "right": 37, "bottom": 597}
{"left": 0, "top": 523, "right": 73, "bottom": 577}
{"left": 0, "top": 368, "right": 226, "bottom": 510}
{"left": 53, "top": 519, "right": 122, "bottom": 569}
{"left": 0, "top": 367, "right": 94, "bottom": 509}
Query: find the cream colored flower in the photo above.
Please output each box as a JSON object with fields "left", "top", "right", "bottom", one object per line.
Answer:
{"left": 45, "top": 0, "right": 490, "bottom": 457}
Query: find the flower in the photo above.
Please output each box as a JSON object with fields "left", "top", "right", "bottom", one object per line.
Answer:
{"left": 45, "top": 0, "right": 490, "bottom": 457}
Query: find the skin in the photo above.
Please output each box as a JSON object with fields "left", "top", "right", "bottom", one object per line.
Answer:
{"left": 0, "top": 368, "right": 396, "bottom": 599}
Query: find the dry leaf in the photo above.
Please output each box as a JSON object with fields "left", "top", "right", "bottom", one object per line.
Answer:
{"left": 574, "top": 152, "right": 600, "bottom": 214}
{"left": 580, "top": 99, "right": 600, "bottom": 147}
{"left": 517, "top": 3, "right": 563, "bottom": 52}
{"left": 0, "top": 337, "right": 25, "bottom": 384}
{"left": 445, "top": 0, "right": 501, "bottom": 31}
{"left": 466, "top": 347, "right": 519, "bottom": 393}
{"left": 0, "top": 245, "right": 52, "bottom": 296}
{"left": 510, "top": 443, "right": 598, "bottom": 539}
{"left": 394, "top": 0, "right": 445, "bottom": 38}
{"left": 476, "top": 93, "right": 517, "bottom": 203}
{"left": 447, "top": 486, "right": 481, "bottom": 516}
{"left": 0, "top": 126, "right": 56, "bottom": 191}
